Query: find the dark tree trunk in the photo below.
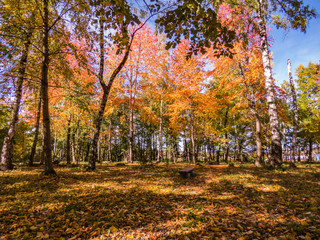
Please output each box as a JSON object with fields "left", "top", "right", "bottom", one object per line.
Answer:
{"left": 89, "top": 20, "right": 135, "bottom": 170}
{"left": 97, "top": 139, "right": 101, "bottom": 163}
{"left": 29, "top": 91, "right": 41, "bottom": 166}
{"left": 129, "top": 107, "right": 134, "bottom": 163}
{"left": 239, "top": 63, "right": 264, "bottom": 167}
{"left": 208, "top": 145, "right": 213, "bottom": 161}
{"left": 85, "top": 143, "right": 90, "bottom": 163}
{"left": 108, "top": 120, "right": 112, "bottom": 162}
{"left": 308, "top": 139, "right": 313, "bottom": 162}
{"left": 190, "top": 110, "right": 196, "bottom": 164}
{"left": 184, "top": 134, "right": 188, "bottom": 162}
{"left": 157, "top": 100, "right": 163, "bottom": 163}
{"left": 41, "top": 0, "right": 55, "bottom": 175}
{"left": 248, "top": 100, "right": 263, "bottom": 167}
{"left": 1, "top": 29, "right": 32, "bottom": 170}
{"left": 88, "top": 20, "right": 105, "bottom": 171}
{"left": 66, "top": 116, "right": 71, "bottom": 164}
{"left": 52, "top": 129, "right": 57, "bottom": 163}
{"left": 40, "top": 130, "right": 45, "bottom": 165}
{"left": 216, "top": 145, "right": 220, "bottom": 164}
{"left": 223, "top": 110, "right": 229, "bottom": 164}
{"left": 224, "top": 143, "right": 229, "bottom": 164}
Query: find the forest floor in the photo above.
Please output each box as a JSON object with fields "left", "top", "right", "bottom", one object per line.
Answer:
{"left": 0, "top": 163, "right": 320, "bottom": 240}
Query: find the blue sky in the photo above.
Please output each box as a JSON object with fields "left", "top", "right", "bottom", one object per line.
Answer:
{"left": 270, "top": 0, "right": 320, "bottom": 85}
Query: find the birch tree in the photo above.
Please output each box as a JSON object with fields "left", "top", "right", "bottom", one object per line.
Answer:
{"left": 213, "top": 0, "right": 315, "bottom": 167}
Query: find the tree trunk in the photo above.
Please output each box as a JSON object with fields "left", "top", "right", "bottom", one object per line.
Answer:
{"left": 239, "top": 62, "right": 264, "bottom": 167}
{"left": 52, "top": 129, "right": 57, "bottom": 163}
{"left": 208, "top": 145, "right": 213, "bottom": 161}
{"left": 85, "top": 143, "right": 90, "bottom": 163}
{"left": 224, "top": 143, "right": 229, "bottom": 164}
{"left": 59, "top": 140, "right": 65, "bottom": 163}
{"left": 157, "top": 100, "right": 163, "bottom": 163}
{"left": 165, "top": 136, "right": 168, "bottom": 162}
{"left": 71, "top": 131, "right": 76, "bottom": 164}
{"left": 257, "top": 0, "right": 282, "bottom": 168}
{"left": 248, "top": 100, "right": 263, "bottom": 167}
{"left": 208, "top": 144, "right": 214, "bottom": 162}
{"left": 184, "top": 134, "right": 188, "bottom": 162}
{"left": 1, "top": 29, "right": 32, "bottom": 170}
{"left": 41, "top": 0, "right": 55, "bottom": 175}
{"left": 190, "top": 110, "right": 196, "bottom": 164}
{"left": 203, "top": 144, "right": 207, "bottom": 162}
{"left": 254, "top": 109, "right": 263, "bottom": 167}
{"left": 108, "top": 120, "right": 112, "bottom": 162}
{"left": 89, "top": 20, "right": 135, "bottom": 170}
{"left": 235, "top": 132, "right": 243, "bottom": 163}
{"left": 75, "top": 119, "right": 80, "bottom": 164}
{"left": 29, "top": 90, "right": 41, "bottom": 166}
{"left": 172, "top": 136, "right": 177, "bottom": 164}
{"left": 40, "top": 130, "right": 45, "bottom": 165}
{"left": 129, "top": 107, "right": 134, "bottom": 163}
{"left": 216, "top": 145, "right": 220, "bottom": 164}
{"left": 282, "top": 127, "right": 287, "bottom": 162}
{"left": 89, "top": 91, "right": 107, "bottom": 170}
{"left": 308, "top": 139, "right": 313, "bottom": 162}
{"left": 88, "top": 20, "right": 105, "bottom": 171}
{"left": 97, "top": 139, "right": 100, "bottom": 163}
{"left": 66, "top": 116, "right": 71, "bottom": 164}
{"left": 288, "top": 59, "right": 298, "bottom": 168}
{"left": 223, "top": 110, "right": 229, "bottom": 164}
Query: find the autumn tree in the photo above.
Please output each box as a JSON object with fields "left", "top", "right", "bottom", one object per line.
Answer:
{"left": 296, "top": 62, "right": 320, "bottom": 162}
{"left": 206, "top": 3, "right": 268, "bottom": 166}
{"left": 86, "top": 0, "right": 236, "bottom": 170}
{"left": 166, "top": 40, "right": 208, "bottom": 164}
{"left": 287, "top": 59, "right": 299, "bottom": 167}
{"left": 213, "top": 0, "right": 316, "bottom": 168}
{"left": 0, "top": 0, "right": 36, "bottom": 170}
{"left": 38, "top": 0, "right": 83, "bottom": 174}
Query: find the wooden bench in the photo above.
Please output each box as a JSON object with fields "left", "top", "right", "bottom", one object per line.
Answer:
{"left": 179, "top": 168, "right": 195, "bottom": 178}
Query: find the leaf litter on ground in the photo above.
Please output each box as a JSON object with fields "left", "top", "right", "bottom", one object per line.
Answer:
{"left": 0, "top": 163, "right": 319, "bottom": 239}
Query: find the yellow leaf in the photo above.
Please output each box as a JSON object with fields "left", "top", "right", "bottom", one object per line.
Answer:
{"left": 305, "top": 233, "right": 312, "bottom": 240}
{"left": 109, "top": 226, "right": 118, "bottom": 233}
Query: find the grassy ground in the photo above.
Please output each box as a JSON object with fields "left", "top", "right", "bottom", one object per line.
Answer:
{"left": 0, "top": 163, "right": 320, "bottom": 240}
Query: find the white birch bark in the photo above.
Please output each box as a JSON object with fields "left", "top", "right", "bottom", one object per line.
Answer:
{"left": 257, "top": 0, "right": 282, "bottom": 167}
